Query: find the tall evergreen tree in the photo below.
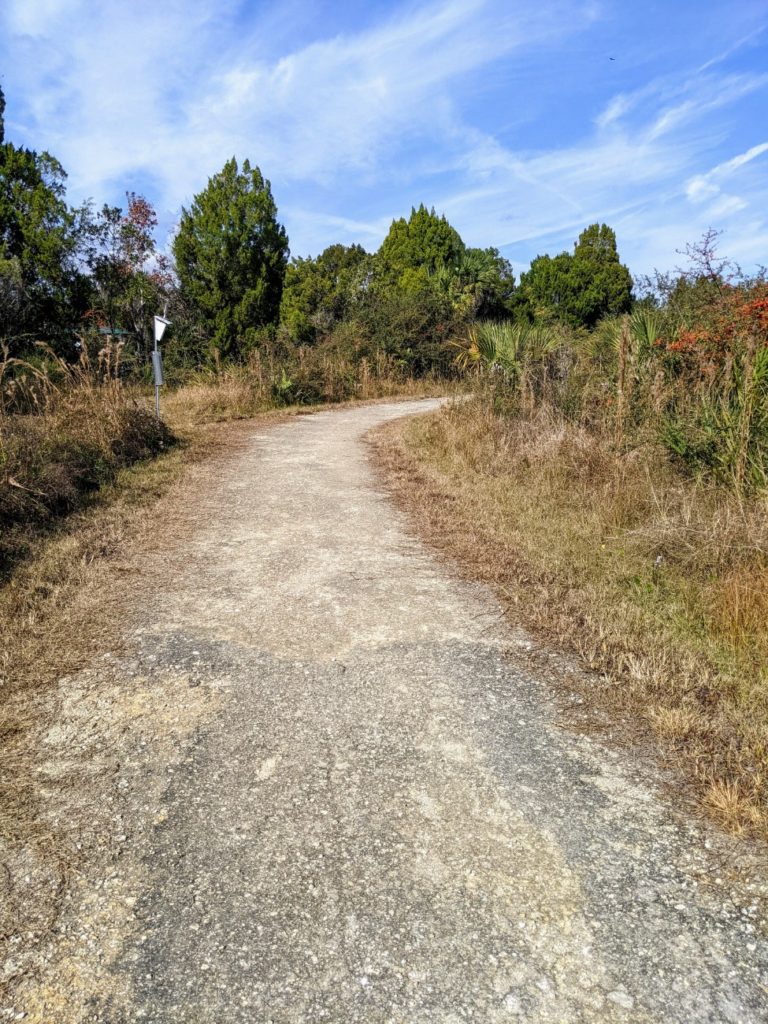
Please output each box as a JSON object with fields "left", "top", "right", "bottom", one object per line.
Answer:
{"left": 519, "top": 224, "right": 632, "bottom": 328}
{"left": 0, "top": 87, "right": 87, "bottom": 354}
{"left": 377, "top": 204, "right": 465, "bottom": 290}
{"left": 173, "top": 157, "right": 289, "bottom": 360}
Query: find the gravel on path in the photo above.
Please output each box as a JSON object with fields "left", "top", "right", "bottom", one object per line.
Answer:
{"left": 7, "top": 400, "right": 768, "bottom": 1022}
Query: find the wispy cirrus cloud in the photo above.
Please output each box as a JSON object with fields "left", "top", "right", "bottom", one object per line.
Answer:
{"left": 645, "top": 73, "right": 768, "bottom": 141}
{"left": 686, "top": 141, "right": 768, "bottom": 202}
{"left": 2, "top": 0, "right": 586, "bottom": 196}
{"left": 436, "top": 65, "right": 768, "bottom": 263}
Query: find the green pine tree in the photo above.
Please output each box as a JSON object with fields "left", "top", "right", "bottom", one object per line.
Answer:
{"left": 377, "top": 204, "right": 465, "bottom": 290}
{"left": 173, "top": 157, "right": 289, "bottom": 360}
{"left": 0, "top": 87, "right": 86, "bottom": 354}
{"left": 519, "top": 224, "right": 632, "bottom": 328}
{"left": 280, "top": 243, "right": 371, "bottom": 344}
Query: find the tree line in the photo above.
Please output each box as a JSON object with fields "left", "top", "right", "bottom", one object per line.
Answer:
{"left": 0, "top": 86, "right": 634, "bottom": 378}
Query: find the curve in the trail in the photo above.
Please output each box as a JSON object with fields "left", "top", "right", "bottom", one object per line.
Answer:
{"left": 101, "top": 400, "right": 767, "bottom": 1022}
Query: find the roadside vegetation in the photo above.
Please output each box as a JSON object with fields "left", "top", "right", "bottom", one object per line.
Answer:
{"left": 378, "top": 230, "right": 768, "bottom": 838}
{"left": 0, "top": 344, "right": 172, "bottom": 574}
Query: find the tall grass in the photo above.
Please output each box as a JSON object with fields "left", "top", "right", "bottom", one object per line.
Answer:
{"left": 433, "top": 289, "right": 768, "bottom": 833}
{"left": 163, "top": 344, "right": 445, "bottom": 431}
{"left": 1, "top": 331, "right": 447, "bottom": 571}
{"left": 0, "top": 343, "right": 171, "bottom": 573}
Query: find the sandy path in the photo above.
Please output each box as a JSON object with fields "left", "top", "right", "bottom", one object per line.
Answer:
{"left": 9, "top": 400, "right": 768, "bottom": 1022}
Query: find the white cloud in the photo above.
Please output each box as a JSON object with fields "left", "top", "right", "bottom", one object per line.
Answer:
{"left": 1, "top": 0, "right": 589, "bottom": 209}
{"left": 697, "top": 23, "right": 768, "bottom": 73}
{"left": 279, "top": 208, "right": 392, "bottom": 256}
{"left": 686, "top": 177, "right": 719, "bottom": 203}
{"left": 646, "top": 73, "right": 768, "bottom": 141}
{"left": 595, "top": 93, "right": 633, "bottom": 130}
{"left": 486, "top": 61, "right": 768, "bottom": 269}
{"left": 708, "top": 141, "right": 768, "bottom": 178}
{"left": 181, "top": 0, "right": 586, "bottom": 189}
{"left": 684, "top": 140, "right": 768, "bottom": 233}
{"left": 708, "top": 194, "right": 747, "bottom": 218}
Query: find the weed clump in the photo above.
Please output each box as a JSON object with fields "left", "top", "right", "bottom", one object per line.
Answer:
{"left": 0, "top": 344, "right": 173, "bottom": 574}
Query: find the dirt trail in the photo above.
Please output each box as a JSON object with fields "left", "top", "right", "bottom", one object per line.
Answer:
{"left": 6, "top": 399, "right": 768, "bottom": 1022}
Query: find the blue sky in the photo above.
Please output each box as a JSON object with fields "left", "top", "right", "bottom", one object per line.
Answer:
{"left": 1, "top": 0, "right": 767, "bottom": 277}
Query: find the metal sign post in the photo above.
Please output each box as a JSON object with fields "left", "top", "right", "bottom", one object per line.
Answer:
{"left": 152, "top": 315, "right": 171, "bottom": 420}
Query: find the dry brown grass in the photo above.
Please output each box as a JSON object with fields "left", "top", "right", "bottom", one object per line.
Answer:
{"left": 162, "top": 353, "right": 449, "bottom": 433}
{"left": 370, "top": 394, "right": 768, "bottom": 839}
{"left": 711, "top": 567, "right": 768, "bottom": 657}
{"left": 0, "top": 346, "right": 172, "bottom": 573}
{"left": 1, "top": 429, "right": 208, "bottom": 823}
{"left": 1, "top": 341, "right": 447, "bottom": 570}
{"left": 162, "top": 366, "right": 272, "bottom": 430}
